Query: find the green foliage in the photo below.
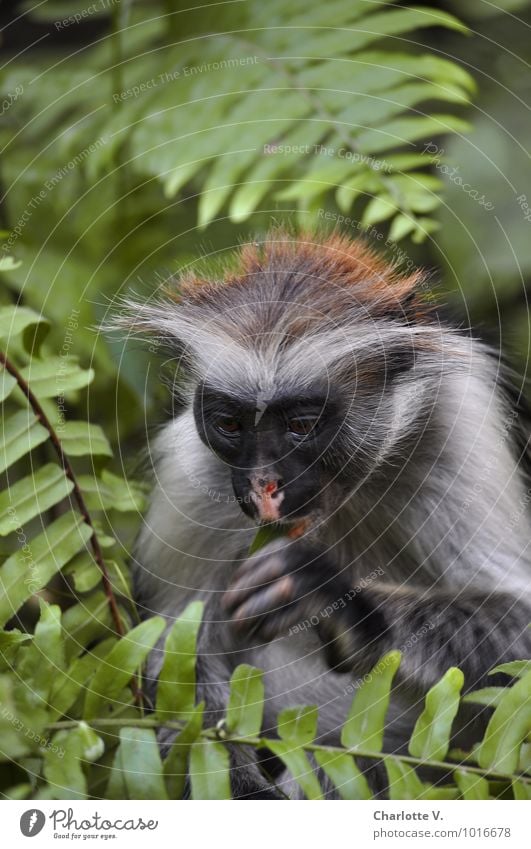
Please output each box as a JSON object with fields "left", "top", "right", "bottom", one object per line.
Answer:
{"left": 0, "top": 0, "right": 474, "bottom": 439}
{"left": 2, "top": 583, "right": 531, "bottom": 799}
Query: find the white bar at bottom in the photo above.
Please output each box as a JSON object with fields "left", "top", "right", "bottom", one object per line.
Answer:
{"left": 3, "top": 799, "right": 530, "bottom": 849}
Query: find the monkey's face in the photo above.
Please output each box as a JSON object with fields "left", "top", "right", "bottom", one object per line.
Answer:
{"left": 193, "top": 382, "right": 349, "bottom": 525}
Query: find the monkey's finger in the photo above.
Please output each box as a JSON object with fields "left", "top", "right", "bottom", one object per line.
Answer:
{"left": 229, "top": 576, "right": 296, "bottom": 632}
{"left": 231, "top": 549, "right": 287, "bottom": 583}
{"left": 223, "top": 558, "right": 287, "bottom": 612}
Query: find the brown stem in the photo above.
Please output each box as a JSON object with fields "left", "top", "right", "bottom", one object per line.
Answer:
{"left": 0, "top": 348, "right": 125, "bottom": 637}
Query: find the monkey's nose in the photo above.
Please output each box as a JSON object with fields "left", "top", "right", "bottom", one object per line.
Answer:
{"left": 248, "top": 476, "right": 285, "bottom": 521}
{"left": 255, "top": 477, "right": 284, "bottom": 494}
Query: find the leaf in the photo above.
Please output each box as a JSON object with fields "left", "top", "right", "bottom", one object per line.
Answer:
{"left": 355, "top": 114, "right": 471, "bottom": 155}
{"left": 0, "top": 256, "right": 22, "bottom": 272}
{"left": 44, "top": 722, "right": 103, "bottom": 801}
{"left": 108, "top": 727, "right": 168, "bottom": 800}
{"left": 63, "top": 552, "right": 102, "bottom": 593}
{"left": 388, "top": 213, "right": 417, "bottom": 242}
{"left": 489, "top": 660, "right": 531, "bottom": 679}
{"left": 44, "top": 731, "right": 87, "bottom": 800}
{"left": 17, "top": 600, "right": 65, "bottom": 703}
{"left": 519, "top": 742, "right": 531, "bottom": 773}
{"left": 0, "top": 629, "right": 32, "bottom": 648}
{"left": 20, "top": 357, "right": 94, "bottom": 398}
{"left": 84, "top": 617, "right": 166, "bottom": 718}
{"left": 226, "top": 664, "right": 264, "bottom": 738}
{"left": 0, "top": 369, "right": 16, "bottom": 402}
{"left": 463, "top": 687, "right": 506, "bottom": 708}
{"left": 64, "top": 553, "right": 132, "bottom": 598}
{"left": 277, "top": 705, "right": 318, "bottom": 746}
{"left": 76, "top": 469, "right": 146, "bottom": 512}
{"left": 248, "top": 522, "right": 285, "bottom": 555}
{"left": 164, "top": 704, "right": 204, "bottom": 799}
{"left": 62, "top": 591, "right": 118, "bottom": 660}
{"left": 59, "top": 421, "right": 112, "bottom": 457}
{"left": 478, "top": 671, "right": 531, "bottom": 773}
{"left": 0, "top": 675, "right": 32, "bottom": 760}
{"left": 0, "top": 463, "right": 74, "bottom": 535}
{"left": 267, "top": 739, "right": 324, "bottom": 800}
{"left": 189, "top": 739, "right": 231, "bottom": 800}
{"left": 156, "top": 601, "right": 203, "bottom": 721}
{"left": 3, "top": 784, "right": 32, "bottom": 800}
{"left": 409, "top": 667, "right": 464, "bottom": 761}
{"left": 341, "top": 651, "right": 401, "bottom": 751}
{"left": 314, "top": 750, "right": 372, "bottom": 799}
{"left": 0, "top": 410, "right": 49, "bottom": 474}
{"left": 362, "top": 196, "right": 397, "bottom": 227}
{"left": 385, "top": 758, "right": 424, "bottom": 800}
{"left": 454, "top": 769, "right": 490, "bottom": 800}
{"left": 512, "top": 779, "right": 531, "bottom": 800}
{"left": 0, "top": 305, "right": 48, "bottom": 343}
{"left": 0, "top": 511, "right": 92, "bottom": 627}
{"left": 419, "top": 784, "right": 459, "bottom": 800}
{"left": 48, "top": 638, "right": 116, "bottom": 721}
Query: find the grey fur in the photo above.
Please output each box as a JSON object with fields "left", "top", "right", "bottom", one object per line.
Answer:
{"left": 125, "top": 236, "right": 531, "bottom": 798}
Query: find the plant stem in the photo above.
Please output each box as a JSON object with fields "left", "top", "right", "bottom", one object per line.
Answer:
{"left": 45, "top": 717, "right": 531, "bottom": 787}
{"left": 0, "top": 348, "right": 125, "bottom": 638}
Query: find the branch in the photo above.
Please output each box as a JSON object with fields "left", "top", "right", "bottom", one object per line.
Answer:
{"left": 0, "top": 348, "right": 125, "bottom": 637}
{"left": 45, "top": 717, "right": 531, "bottom": 788}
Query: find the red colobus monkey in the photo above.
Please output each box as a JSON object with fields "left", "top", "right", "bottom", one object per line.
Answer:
{"left": 122, "top": 231, "right": 531, "bottom": 798}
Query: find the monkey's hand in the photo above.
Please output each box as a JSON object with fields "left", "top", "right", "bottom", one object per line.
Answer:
{"left": 222, "top": 538, "right": 385, "bottom": 671}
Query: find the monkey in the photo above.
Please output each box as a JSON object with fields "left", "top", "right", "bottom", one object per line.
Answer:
{"left": 121, "top": 230, "right": 531, "bottom": 798}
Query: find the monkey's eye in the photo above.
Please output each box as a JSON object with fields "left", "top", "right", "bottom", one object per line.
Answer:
{"left": 288, "top": 416, "right": 319, "bottom": 438}
{"left": 214, "top": 415, "right": 241, "bottom": 437}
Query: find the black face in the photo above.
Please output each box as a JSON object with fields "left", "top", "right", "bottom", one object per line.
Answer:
{"left": 193, "top": 382, "right": 346, "bottom": 524}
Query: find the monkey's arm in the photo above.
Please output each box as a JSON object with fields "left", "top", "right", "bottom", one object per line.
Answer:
{"left": 223, "top": 538, "right": 531, "bottom": 692}
{"left": 353, "top": 583, "right": 531, "bottom": 693}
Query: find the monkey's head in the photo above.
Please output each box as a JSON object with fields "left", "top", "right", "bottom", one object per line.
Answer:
{"left": 122, "top": 231, "right": 444, "bottom": 526}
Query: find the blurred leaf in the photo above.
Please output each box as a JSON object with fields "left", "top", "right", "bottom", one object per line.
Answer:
{"left": 248, "top": 522, "right": 285, "bottom": 555}
{"left": 0, "top": 306, "right": 48, "bottom": 344}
